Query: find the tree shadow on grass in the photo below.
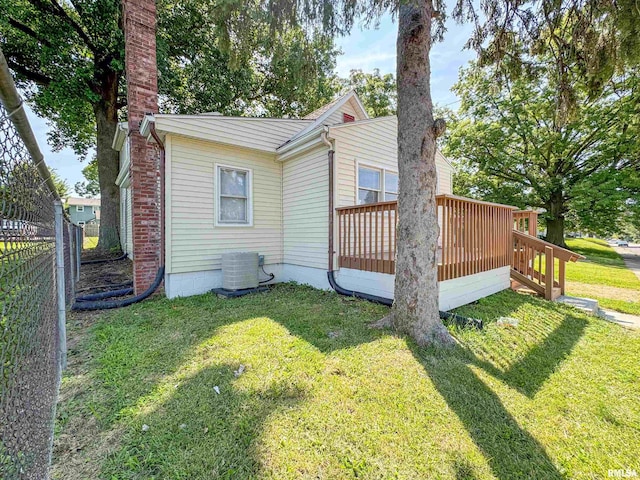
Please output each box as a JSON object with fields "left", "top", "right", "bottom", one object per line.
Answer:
{"left": 102, "top": 363, "right": 307, "bottom": 479}
{"left": 76, "top": 286, "right": 586, "bottom": 479}
{"left": 453, "top": 290, "right": 589, "bottom": 397}
{"left": 468, "top": 314, "right": 588, "bottom": 397}
{"left": 412, "top": 345, "right": 566, "bottom": 479}
{"left": 271, "top": 287, "right": 580, "bottom": 479}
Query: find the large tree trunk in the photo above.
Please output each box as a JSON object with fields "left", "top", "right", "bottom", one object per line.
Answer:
{"left": 94, "top": 70, "right": 121, "bottom": 252}
{"left": 386, "top": 0, "right": 454, "bottom": 346}
{"left": 545, "top": 190, "right": 567, "bottom": 247}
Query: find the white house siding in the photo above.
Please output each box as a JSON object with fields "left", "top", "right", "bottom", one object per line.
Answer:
{"left": 119, "top": 187, "right": 133, "bottom": 258}
{"left": 330, "top": 116, "right": 453, "bottom": 207}
{"left": 116, "top": 142, "right": 133, "bottom": 258}
{"left": 282, "top": 145, "right": 329, "bottom": 270}
{"left": 155, "top": 116, "right": 311, "bottom": 152}
{"left": 167, "top": 135, "right": 283, "bottom": 277}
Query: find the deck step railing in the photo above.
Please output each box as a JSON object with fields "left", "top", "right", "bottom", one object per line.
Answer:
{"left": 511, "top": 230, "right": 583, "bottom": 300}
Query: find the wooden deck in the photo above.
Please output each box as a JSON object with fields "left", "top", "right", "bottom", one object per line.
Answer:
{"left": 336, "top": 195, "right": 582, "bottom": 300}
{"left": 336, "top": 195, "right": 514, "bottom": 282}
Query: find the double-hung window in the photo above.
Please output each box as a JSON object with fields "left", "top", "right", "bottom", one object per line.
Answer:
{"left": 216, "top": 165, "right": 252, "bottom": 226}
{"left": 384, "top": 172, "right": 398, "bottom": 201}
{"left": 358, "top": 166, "right": 399, "bottom": 204}
{"left": 76, "top": 205, "right": 84, "bottom": 212}
{"left": 358, "top": 166, "right": 381, "bottom": 204}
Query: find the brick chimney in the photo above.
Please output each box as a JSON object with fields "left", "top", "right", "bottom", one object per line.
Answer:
{"left": 123, "top": 0, "right": 161, "bottom": 293}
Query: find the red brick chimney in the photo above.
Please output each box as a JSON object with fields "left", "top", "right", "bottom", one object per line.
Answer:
{"left": 123, "top": 0, "right": 161, "bottom": 293}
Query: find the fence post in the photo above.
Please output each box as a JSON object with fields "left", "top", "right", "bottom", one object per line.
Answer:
{"left": 76, "top": 226, "right": 81, "bottom": 279}
{"left": 67, "top": 223, "right": 76, "bottom": 300}
{"left": 54, "top": 200, "right": 67, "bottom": 370}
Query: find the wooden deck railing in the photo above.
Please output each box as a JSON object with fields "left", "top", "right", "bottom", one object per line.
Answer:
{"left": 511, "top": 230, "right": 583, "bottom": 300}
{"left": 336, "top": 195, "right": 515, "bottom": 281}
{"left": 336, "top": 200, "right": 397, "bottom": 274}
{"left": 513, "top": 210, "right": 538, "bottom": 236}
{"left": 438, "top": 195, "right": 514, "bottom": 280}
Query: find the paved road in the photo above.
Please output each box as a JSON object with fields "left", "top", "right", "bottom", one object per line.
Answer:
{"left": 614, "top": 244, "right": 640, "bottom": 282}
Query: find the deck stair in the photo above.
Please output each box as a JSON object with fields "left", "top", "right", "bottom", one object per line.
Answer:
{"left": 510, "top": 230, "right": 583, "bottom": 301}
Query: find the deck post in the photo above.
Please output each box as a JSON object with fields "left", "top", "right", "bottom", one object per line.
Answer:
{"left": 559, "top": 258, "right": 566, "bottom": 295}
{"left": 545, "top": 245, "right": 554, "bottom": 300}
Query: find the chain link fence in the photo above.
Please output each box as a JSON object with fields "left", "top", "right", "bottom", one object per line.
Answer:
{"left": 0, "top": 50, "right": 80, "bottom": 479}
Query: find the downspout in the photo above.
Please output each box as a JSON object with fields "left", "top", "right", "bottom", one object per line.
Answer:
{"left": 321, "top": 129, "right": 482, "bottom": 329}
{"left": 321, "top": 128, "right": 394, "bottom": 307}
{"left": 72, "top": 120, "right": 166, "bottom": 310}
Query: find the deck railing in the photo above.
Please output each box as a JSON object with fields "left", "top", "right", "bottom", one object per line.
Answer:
{"left": 513, "top": 210, "right": 538, "bottom": 236}
{"left": 336, "top": 200, "right": 397, "bottom": 274}
{"left": 511, "top": 230, "right": 583, "bottom": 300}
{"left": 335, "top": 195, "right": 515, "bottom": 281}
{"left": 438, "top": 195, "right": 514, "bottom": 281}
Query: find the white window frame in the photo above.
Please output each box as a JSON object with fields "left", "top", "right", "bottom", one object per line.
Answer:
{"left": 78, "top": 221, "right": 85, "bottom": 226}
{"left": 356, "top": 162, "right": 399, "bottom": 205}
{"left": 76, "top": 205, "right": 84, "bottom": 212}
{"left": 92, "top": 206, "right": 98, "bottom": 214}
{"left": 357, "top": 164, "right": 382, "bottom": 205}
{"left": 384, "top": 171, "right": 399, "bottom": 201}
{"left": 214, "top": 163, "right": 253, "bottom": 227}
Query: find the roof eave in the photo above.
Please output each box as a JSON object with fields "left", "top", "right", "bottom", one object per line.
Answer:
{"left": 111, "top": 123, "right": 128, "bottom": 151}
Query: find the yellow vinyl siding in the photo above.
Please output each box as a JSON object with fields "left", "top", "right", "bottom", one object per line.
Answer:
{"left": 168, "top": 134, "right": 283, "bottom": 274}
{"left": 331, "top": 117, "right": 452, "bottom": 207}
{"left": 324, "top": 97, "right": 363, "bottom": 126}
{"left": 155, "top": 116, "right": 310, "bottom": 152}
{"left": 282, "top": 145, "right": 328, "bottom": 269}
{"left": 436, "top": 151, "right": 453, "bottom": 194}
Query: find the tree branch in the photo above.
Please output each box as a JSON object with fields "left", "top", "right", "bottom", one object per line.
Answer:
{"left": 6, "top": 58, "right": 52, "bottom": 85}
{"left": 26, "top": 0, "right": 97, "bottom": 52}
{"left": 8, "top": 18, "right": 54, "bottom": 48}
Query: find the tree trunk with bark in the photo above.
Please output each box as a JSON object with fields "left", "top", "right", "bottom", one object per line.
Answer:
{"left": 94, "top": 70, "right": 121, "bottom": 252}
{"left": 544, "top": 189, "right": 567, "bottom": 247}
{"left": 376, "top": 0, "right": 454, "bottom": 346}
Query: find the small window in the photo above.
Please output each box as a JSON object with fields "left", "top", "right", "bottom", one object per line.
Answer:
{"left": 92, "top": 206, "right": 98, "bottom": 214}
{"left": 385, "top": 172, "right": 398, "bottom": 201}
{"left": 76, "top": 205, "right": 84, "bottom": 212}
{"left": 343, "top": 113, "right": 355, "bottom": 123}
{"left": 216, "top": 165, "right": 252, "bottom": 225}
{"left": 358, "top": 166, "right": 381, "bottom": 204}
{"left": 78, "top": 221, "right": 85, "bottom": 226}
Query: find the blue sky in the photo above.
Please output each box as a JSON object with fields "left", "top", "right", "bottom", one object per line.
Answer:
{"left": 25, "top": 14, "right": 477, "bottom": 191}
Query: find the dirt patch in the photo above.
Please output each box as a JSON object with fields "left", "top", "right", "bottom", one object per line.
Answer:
{"left": 566, "top": 282, "right": 640, "bottom": 302}
{"left": 77, "top": 254, "right": 133, "bottom": 295}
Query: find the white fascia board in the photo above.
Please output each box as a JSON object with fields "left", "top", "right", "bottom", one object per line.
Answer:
{"left": 276, "top": 126, "right": 325, "bottom": 160}
{"left": 111, "top": 123, "right": 128, "bottom": 151}
{"left": 139, "top": 115, "right": 155, "bottom": 140}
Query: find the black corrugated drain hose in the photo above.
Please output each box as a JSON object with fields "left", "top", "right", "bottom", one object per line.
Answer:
{"left": 72, "top": 267, "right": 164, "bottom": 311}
{"left": 327, "top": 271, "right": 482, "bottom": 329}
{"left": 75, "top": 287, "right": 134, "bottom": 302}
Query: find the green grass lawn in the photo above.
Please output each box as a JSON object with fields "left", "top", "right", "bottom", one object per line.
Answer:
{"left": 565, "top": 238, "right": 640, "bottom": 315}
{"left": 53, "top": 284, "right": 640, "bottom": 479}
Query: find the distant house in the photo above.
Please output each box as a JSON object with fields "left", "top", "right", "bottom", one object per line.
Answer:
{"left": 66, "top": 197, "right": 100, "bottom": 227}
